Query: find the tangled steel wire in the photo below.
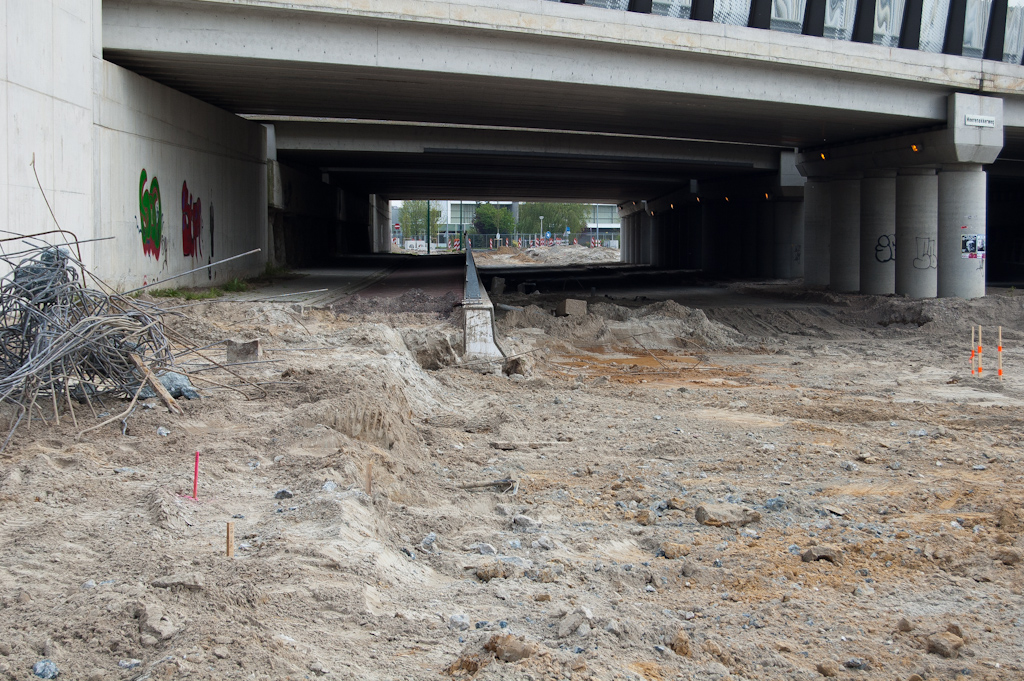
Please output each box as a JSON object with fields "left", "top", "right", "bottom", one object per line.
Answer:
{"left": 0, "top": 245, "right": 175, "bottom": 448}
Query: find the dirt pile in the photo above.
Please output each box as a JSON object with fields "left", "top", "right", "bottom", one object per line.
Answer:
{"left": 475, "top": 244, "right": 621, "bottom": 268}
{"left": 0, "top": 290, "right": 1022, "bottom": 680}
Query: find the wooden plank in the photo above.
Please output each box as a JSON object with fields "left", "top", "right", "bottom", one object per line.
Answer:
{"left": 130, "top": 354, "right": 184, "bottom": 415}
{"left": 226, "top": 522, "right": 235, "bottom": 558}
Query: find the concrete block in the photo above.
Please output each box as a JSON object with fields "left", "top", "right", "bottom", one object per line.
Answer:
{"left": 225, "top": 339, "right": 262, "bottom": 363}
{"left": 490, "top": 276, "right": 505, "bottom": 295}
{"left": 555, "top": 299, "right": 587, "bottom": 317}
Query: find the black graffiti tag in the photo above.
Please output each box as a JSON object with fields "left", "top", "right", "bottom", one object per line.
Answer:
{"left": 913, "top": 237, "right": 936, "bottom": 270}
{"left": 874, "top": 234, "right": 895, "bottom": 263}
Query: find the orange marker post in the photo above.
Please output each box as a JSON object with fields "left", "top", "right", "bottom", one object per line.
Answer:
{"left": 978, "top": 326, "right": 983, "bottom": 376}
{"left": 971, "top": 326, "right": 976, "bottom": 375}
{"left": 998, "top": 326, "right": 1003, "bottom": 380}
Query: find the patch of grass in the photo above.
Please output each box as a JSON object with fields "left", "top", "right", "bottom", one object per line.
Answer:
{"left": 223, "top": 277, "right": 248, "bottom": 292}
{"left": 148, "top": 288, "right": 185, "bottom": 298}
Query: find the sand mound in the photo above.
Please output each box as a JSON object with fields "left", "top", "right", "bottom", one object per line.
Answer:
{"left": 497, "top": 299, "right": 741, "bottom": 351}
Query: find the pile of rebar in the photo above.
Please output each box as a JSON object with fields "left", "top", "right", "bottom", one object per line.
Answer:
{"left": 0, "top": 244, "right": 174, "bottom": 447}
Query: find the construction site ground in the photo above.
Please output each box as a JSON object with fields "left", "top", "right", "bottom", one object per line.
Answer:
{"left": 0, "top": 260, "right": 1022, "bottom": 681}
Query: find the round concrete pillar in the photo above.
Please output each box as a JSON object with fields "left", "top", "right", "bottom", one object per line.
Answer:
{"left": 803, "top": 179, "right": 831, "bottom": 287}
{"left": 895, "top": 168, "right": 937, "bottom": 298}
{"left": 756, "top": 202, "right": 775, "bottom": 278}
{"left": 773, "top": 201, "right": 804, "bottom": 279}
{"left": 829, "top": 177, "right": 861, "bottom": 293}
{"left": 859, "top": 170, "right": 896, "bottom": 295}
{"left": 619, "top": 216, "right": 630, "bottom": 263}
{"left": 937, "top": 164, "right": 986, "bottom": 299}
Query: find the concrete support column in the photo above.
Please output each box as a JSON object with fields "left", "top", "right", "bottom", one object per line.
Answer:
{"left": 830, "top": 176, "right": 861, "bottom": 292}
{"left": 756, "top": 203, "right": 775, "bottom": 278}
{"left": 859, "top": 170, "right": 897, "bottom": 295}
{"left": 937, "top": 164, "right": 987, "bottom": 298}
{"left": 773, "top": 201, "right": 804, "bottom": 279}
{"left": 701, "top": 202, "right": 722, "bottom": 274}
{"left": 638, "top": 213, "right": 653, "bottom": 265}
{"left": 803, "top": 179, "right": 831, "bottom": 287}
{"left": 895, "top": 168, "right": 938, "bottom": 298}
{"left": 618, "top": 215, "right": 626, "bottom": 262}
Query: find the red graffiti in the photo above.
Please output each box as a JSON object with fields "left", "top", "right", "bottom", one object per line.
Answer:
{"left": 182, "top": 181, "right": 203, "bottom": 259}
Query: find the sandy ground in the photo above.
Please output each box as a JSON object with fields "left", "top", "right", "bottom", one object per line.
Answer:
{"left": 0, "top": 282, "right": 1022, "bottom": 681}
{"left": 475, "top": 245, "right": 621, "bottom": 268}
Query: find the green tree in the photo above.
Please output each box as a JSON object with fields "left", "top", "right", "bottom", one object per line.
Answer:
{"left": 397, "top": 200, "right": 445, "bottom": 238}
{"left": 472, "top": 203, "right": 516, "bottom": 236}
{"left": 518, "top": 203, "right": 589, "bottom": 235}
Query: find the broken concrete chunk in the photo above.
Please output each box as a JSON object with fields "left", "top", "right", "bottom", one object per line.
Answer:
{"left": 801, "top": 546, "right": 842, "bottom": 564}
{"left": 225, "top": 339, "right": 262, "bottom": 363}
{"left": 139, "top": 604, "right": 177, "bottom": 640}
{"left": 151, "top": 572, "right": 204, "bottom": 590}
{"left": 926, "top": 631, "right": 964, "bottom": 658}
{"left": 483, "top": 634, "right": 537, "bottom": 662}
{"left": 661, "top": 542, "right": 691, "bottom": 559}
{"left": 555, "top": 299, "right": 587, "bottom": 317}
{"left": 695, "top": 503, "right": 761, "bottom": 528}
{"left": 994, "top": 548, "right": 1021, "bottom": 565}
{"left": 815, "top": 660, "right": 840, "bottom": 677}
{"left": 897, "top": 617, "right": 914, "bottom": 632}
{"left": 557, "top": 609, "right": 591, "bottom": 638}
{"left": 512, "top": 514, "right": 540, "bottom": 530}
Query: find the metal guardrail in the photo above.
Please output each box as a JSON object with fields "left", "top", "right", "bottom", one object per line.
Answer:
{"left": 464, "top": 242, "right": 482, "bottom": 301}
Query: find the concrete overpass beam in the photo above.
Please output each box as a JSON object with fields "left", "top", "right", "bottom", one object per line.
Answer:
{"left": 859, "top": 170, "right": 897, "bottom": 295}
{"left": 895, "top": 168, "right": 938, "bottom": 298}
{"left": 830, "top": 177, "right": 862, "bottom": 292}
{"left": 804, "top": 179, "right": 831, "bottom": 287}
{"left": 937, "top": 164, "right": 987, "bottom": 299}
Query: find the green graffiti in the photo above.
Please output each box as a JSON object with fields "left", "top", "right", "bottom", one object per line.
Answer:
{"left": 139, "top": 169, "right": 163, "bottom": 258}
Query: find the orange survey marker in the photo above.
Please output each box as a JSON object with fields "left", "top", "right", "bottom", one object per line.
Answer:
{"left": 998, "top": 326, "right": 1003, "bottom": 380}
{"left": 971, "top": 326, "right": 976, "bottom": 374}
{"left": 978, "top": 326, "right": 983, "bottom": 375}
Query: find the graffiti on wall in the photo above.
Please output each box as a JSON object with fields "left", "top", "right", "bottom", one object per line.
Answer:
{"left": 914, "top": 237, "right": 937, "bottom": 269}
{"left": 874, "top": 234, "right": 895, "bottom": 263}
{"left": 208, "top": 204, "right": 215, "bottom": 279}
{"left": 138, "top": 170, "right": 163, "bottom": 259}
{"left": 182, "top": 181, "right": 203, "bottom": 259}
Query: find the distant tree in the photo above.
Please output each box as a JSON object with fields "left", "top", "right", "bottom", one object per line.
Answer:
{"left": 518, "top": 203, "right": 589, "bottom": 235}
{"left": 397, "top": 200, "right": 446, "bottom": 238}
{"left": 472, "top": 203, "right": 516, "bottom": 236}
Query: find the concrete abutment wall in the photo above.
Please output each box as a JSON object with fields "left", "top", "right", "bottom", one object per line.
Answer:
{"left": 2, "top": 0, "right": 270, "bottom": 290}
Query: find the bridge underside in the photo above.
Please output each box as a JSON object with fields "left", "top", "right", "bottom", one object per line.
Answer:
{"left": 98, "top": 0, "right": 1024, "bottom": 291}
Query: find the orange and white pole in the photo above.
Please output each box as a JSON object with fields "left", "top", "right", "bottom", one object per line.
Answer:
{"left": 971, "top": 326, "right": 976, "bottom": 375}
{"left": 978, "top": 326, "right": 983, "bottom": 376}
{"left": 998, "top": 326, "right": 1003, "bottom": 380}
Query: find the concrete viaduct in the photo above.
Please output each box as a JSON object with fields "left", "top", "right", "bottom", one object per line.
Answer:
{"left": 2, "top": 0, "right": 1023, "bottom": 296}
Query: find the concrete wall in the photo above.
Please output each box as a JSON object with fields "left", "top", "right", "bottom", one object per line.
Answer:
{"left": 1, "top": 0, "right": 101, "bottom": 268}
{"left": 1, "top": 0, "right": 266, "bottom": 290}
{"left": 95, "top": 62, "right": 267, "bottom": 290}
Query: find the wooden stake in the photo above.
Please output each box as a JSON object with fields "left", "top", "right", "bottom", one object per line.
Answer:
{"left": 978, "top": 326, "right": 983, "bottom": 375}
{"left": 226, "top": 522, "right": 235, "bottom": 557}
{"left": 971, "top": 326, "right": 976, "bottom": 374}
{"left": 130, "top": 354, "right": 184, "bottom": 415}
{"left": 999, "top": 326, "right": 1003, "bottom": 380}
